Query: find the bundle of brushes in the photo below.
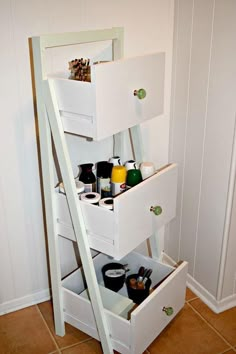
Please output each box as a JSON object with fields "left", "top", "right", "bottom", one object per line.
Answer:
{"left": 68, "top": 58, "right": 91, "bottom": 82}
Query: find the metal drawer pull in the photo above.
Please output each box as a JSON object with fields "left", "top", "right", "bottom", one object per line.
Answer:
{"left": 162, "top": 306, "right": 174, "bottom": 316}
{"left": 150, "top": 205, "right": 162, "bottom": 216}
{"left": 134, "top": 88, "right": 146, "bottom": 99}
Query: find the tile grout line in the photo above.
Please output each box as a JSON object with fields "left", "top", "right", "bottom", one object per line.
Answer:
{"left": 217, "top": 347, "right": 236, "bottom": 354}
{"left": 58, "top": 337, "right": 98, "bottom": 352}
{"left": 35, "top": 305, "right": 61, "bottom": 353}
{"left": 185, "top": 296, "right": 199, "bottom": 303}
{"left": 186, "top": 302, "right": 235, "bottom": 351}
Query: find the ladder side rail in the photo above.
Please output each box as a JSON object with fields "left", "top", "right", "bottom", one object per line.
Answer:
{"left": 31, "top": 37, "right": 65, "bottom": 335}
{"left": 43, "top": 79, "right": 114, "bottom": 354}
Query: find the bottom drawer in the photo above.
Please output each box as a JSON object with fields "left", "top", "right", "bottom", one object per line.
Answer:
{"left": 62, "top": 252, "right": 188, "bottom": 354}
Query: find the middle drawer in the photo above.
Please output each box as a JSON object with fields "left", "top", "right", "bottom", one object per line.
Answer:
{"left": 55, "top": 163, "right": 177, "bottom": 259}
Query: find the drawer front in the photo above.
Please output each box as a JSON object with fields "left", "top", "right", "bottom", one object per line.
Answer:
{"left": 51, "top": 52, "right": 165, "bottom": 140}
{"left": 55, "top": 164, "right": 177, "bottom": 259}
{"left": 94, "top": 52, "right": 165, "bottom": 140}
{"left": 115, "top": 163, "right": 178, "bottom": 259}
{"left": 62, "top": 252, "right": 187, "bottom": 354}
{"left": 130, "top": 261, "right": 188, "bottom": 354}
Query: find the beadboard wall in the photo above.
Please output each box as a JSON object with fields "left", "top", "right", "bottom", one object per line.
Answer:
{"left": 167, "top": 0, "right": 236, "bottom": 310}
{"left": 0, "top": 0, "right": 175, "bottom": 314}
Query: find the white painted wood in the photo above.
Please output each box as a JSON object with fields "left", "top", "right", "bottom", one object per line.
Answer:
{"left": 94, "top": 53, "right": 165, "bottom": 140}
{"left": 33, "top": 27, "right": 127, "bottom": 354}
{"left": 51, "top": 52, "right": 165, "bottom": 140}
{"left": 179, "top": 0, "right": 215, "bottom": 276}
{"left": 168, "top": 0, "right": 194, "bottom": 261}
{"left": 131, "top": 261, "right": 187, "bottom": 354}
{"left": 169, "top": 0, "right": 236, "bottom": 308}
{"left": 62, "top": 251, "right": 187, "bottom": 353}
{"left": 80, "top": 286, "right": 134, "bottom": 319}
{"left": 0, "top": 0, "right": 175, "bottom": 314}
{"left": 117, "top": 164, "right": 178, "bottom": 259}
{"left": 55, "top": 163, "right": 177, "bottom": 259}
{"left": 32, "top": 37, "right": 65, "bottom": 336}
{"left": 194, "top": 0, "right": 236, "bottom": 297}
{"left": 44, "top": 78, "right": 114, "bottom": 353}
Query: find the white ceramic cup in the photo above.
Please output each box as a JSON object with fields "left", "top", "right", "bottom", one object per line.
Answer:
{"left": 140, "top": 162, "right": 155, "bottom": 180}
{"left": 109, "top": 156, "right": 122, "bottom": 166}
{"left": 125, "top": 159, "right": 138, "bottom": 170}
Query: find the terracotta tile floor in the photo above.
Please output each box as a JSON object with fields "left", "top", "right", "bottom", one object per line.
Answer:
{"left": 0, "top": 288, "right": 236, "bottom": 354}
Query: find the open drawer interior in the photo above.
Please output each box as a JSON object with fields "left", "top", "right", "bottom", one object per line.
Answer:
{"left": 62, "top": 251, "right": 188, "bottom": 354}
{"left": 55, "top": 163, "right": 178, "bottom": 259}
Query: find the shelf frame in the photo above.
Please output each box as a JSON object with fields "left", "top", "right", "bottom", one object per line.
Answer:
{"left": 31, "top": 27, "right": 124, "bottom": 354}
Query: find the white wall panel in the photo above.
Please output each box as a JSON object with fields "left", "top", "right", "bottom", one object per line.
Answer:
{"left": 195, "top": 0, "right": 236, "bottom": 296}
{"left": 168, "top": 0, "right": 194, "bottom": 261}
{"left": 180, "top": 0, "right": 215, "bottom": 276}
{"left": 169, "top": 0, "right": 236, "bottom": 300}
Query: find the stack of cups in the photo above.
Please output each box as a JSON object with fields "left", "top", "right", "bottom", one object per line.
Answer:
{"left": 140, "top": 162, "right": 155, "bottom": 180}
{"left": 125, "top": 159, "right": 142, "bottom": 189}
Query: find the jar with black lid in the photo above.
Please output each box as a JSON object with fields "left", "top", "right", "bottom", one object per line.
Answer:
{"left": 79, "top": 163, "right": 96, "bottom": 193}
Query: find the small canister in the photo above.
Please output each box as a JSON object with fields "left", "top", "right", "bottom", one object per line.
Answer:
{"left": 140, "top": 162, "right": 155, "bottom": 180}
{"left": 111, "top": 166, "right": 127, "bottom": 196}
{"left": 109, "top": 156, "right": 122, "bottom": 166}
{"left": 125, "top": 159, "right": 138, "bottom": 170}
{"left": 80, "top": 192, "right": 101, "bottom": 205}
{"left": 96, "top": 161, "right": 113, "bottom": 198}
{"left": 59, "top": 181, "right": 85, "bottom": 195}
{"left": 99, "top": 197, "right": 114, "bottom": 210}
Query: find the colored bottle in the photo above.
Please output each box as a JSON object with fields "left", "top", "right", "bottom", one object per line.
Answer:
{"left": 111, "top": 165, "right": 127, "bottom": 196}
{"left": 96, "top": 161, "right": 113, "bottom": 198}
{"left": 79, "top": 163, "right": 96, "bottom": 193}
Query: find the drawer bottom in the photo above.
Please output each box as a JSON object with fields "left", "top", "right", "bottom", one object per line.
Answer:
{"left": 62, "top": 252, "right": 188, "bottom": 354}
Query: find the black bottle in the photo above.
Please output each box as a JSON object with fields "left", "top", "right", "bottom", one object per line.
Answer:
{"left": 79, "top": 163, "right": 96, "bottom": 193}
{"left": 96, "top": 161, "right": 113, "bottom": 198}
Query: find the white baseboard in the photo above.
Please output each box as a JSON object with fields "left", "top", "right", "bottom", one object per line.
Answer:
{"left": 0, "top": 289, "right": 51, "bottom": 315}
{"left": 187, "top": 274, "right": 236, "bottom": 313}
{"left": 161, "top": 252, "right": 236, "bottom": 313}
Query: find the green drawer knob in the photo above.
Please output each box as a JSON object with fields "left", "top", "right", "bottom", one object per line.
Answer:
{"left": 134, "top": 88, "right": 146, "bottom": 99}
{"left": 162, "top": 306, "right": 174, "bottom": 316}
{"left": 150, "top": 205, "right": 162, "bottom": 216}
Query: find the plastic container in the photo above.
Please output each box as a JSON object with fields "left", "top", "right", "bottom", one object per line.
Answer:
{"left": 96, "top": 161, "right": 113, "bottom": 198}
{"left": 126, "top": 274, "right": 151, "bottom": 304}
{"left": 111, "top": 165, "right": 127, "bottom": 196}
{"left": 102, "top": 263, "right": 126, "bottom": 292}
{"left": 79, "top": 163, "right": 96, "bottom": 193}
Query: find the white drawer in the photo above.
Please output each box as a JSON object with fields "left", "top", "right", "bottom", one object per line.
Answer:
{"left": 51, "top": 52, "right": 165, "bottom": 141}
{"left": 55, "top": 163, "right": 177, "bottom": 259}
{"left": 62, "top": 251, "right": 188, "bottom": 354}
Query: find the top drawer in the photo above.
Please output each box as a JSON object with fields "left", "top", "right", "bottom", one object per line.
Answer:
{"left": 51, "top": 52, "right": 165, "bottom": 140}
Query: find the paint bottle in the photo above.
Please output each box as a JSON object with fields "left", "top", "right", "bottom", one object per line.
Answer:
{"left": 111, "top": 165, "right": 127, "bottom": 196}
{"left": 96, "top": 161, "right": 113, "bottom": 198}
{"left": 79, "top": 163, "right": 96, "bottom": 193}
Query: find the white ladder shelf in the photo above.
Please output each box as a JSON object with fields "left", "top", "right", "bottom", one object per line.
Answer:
{"left": 32, "top": 28, "right": 125, "bottom": 354}
{"left": 31, "top": 27, "right": 173, "bottom": 354}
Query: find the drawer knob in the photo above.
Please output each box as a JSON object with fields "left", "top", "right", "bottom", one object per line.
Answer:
{"left": 162, "top": 306, "right": 174, "bottom": 316}
{"left": 134, "top": 88, "right": 146, "bottom": 99}
{"left": 150, "top": 205, "right": 162, "bottom": 216}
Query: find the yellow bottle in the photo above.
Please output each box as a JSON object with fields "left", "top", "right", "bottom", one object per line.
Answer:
{"left": 111, "top": 166, "right": 127, "bottom": 196}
